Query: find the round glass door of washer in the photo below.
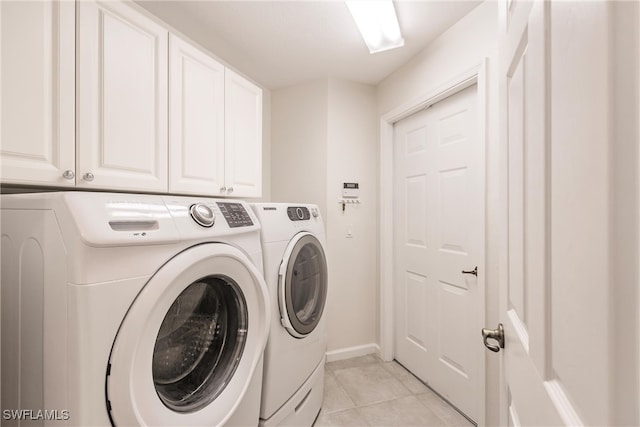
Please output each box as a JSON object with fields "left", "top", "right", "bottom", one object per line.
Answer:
{"left": 106, "top": 243, "right": 269, "bottom": 427}
{"left": 152, "top": 276, "right": 247, "bottom": 412}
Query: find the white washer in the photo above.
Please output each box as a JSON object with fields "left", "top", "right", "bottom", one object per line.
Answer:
{"left": 1, "top": 192, "right": 270, "bottom": 426}
{"left": 251, "top": 203, "right": 328, "bottom": 427}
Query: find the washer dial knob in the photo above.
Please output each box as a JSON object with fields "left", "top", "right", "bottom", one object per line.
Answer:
{"left": 189, "top": 203, "right": 215, "bottom": 227}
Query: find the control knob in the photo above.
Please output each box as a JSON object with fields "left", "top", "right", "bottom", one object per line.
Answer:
{"left": 189, "top": 203, "right": 215, "bottom": 227}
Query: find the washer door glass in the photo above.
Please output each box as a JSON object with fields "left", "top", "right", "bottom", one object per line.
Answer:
{"left": 152, "top": 275, "right": 247, "bottom": 413}
{"left": 284, "top": 234, "right": 327, "bottom": 336}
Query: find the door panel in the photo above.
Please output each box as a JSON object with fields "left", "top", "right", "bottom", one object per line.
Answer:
{"left": 405, "top": 272, "right": 429, "bottom": 350}
{"left": 394, "top": 84, "right": 481, "bottom": 421}
{"left": 77, "top": 0, "right": 168, "bottom": 192}
{"left": 405, "top": 175, "right": 428, "bottom": 247}
{"left": 169, "top": 34, "right": 225, "bottom": 196}
{"left": 224, "top": 68, "right": 262, "bottom": 197}
{"left": 0, "top": 0, "right": 75, "bottom": 185}
{"left": 507, "top": 39, "right": 527, "bottom": 337}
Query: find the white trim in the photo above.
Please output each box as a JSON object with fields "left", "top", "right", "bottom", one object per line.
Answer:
{"left": 507, "top": 309, "right": 530, "bottom": 353}
{"left": 378, "top": 59, "right": 489, "bottom": 424}
{"left": 379, "top": 117, "right": 394, "bottom": 362}
{"left": 325, "top": 343, "right": 380, "bottom": 363}
{"left": 637, "top": 3, "right": 640, "bottom": 421}
{"left": 508, "top": 403, "right": 522, "bottom": 427}
{"left": 636, "top": 2, "right": 640, "bottom": 420}
{"left": 543, "top": 380, "right": 584, "bottom": 427}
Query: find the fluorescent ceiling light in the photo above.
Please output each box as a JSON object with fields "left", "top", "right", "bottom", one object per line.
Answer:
{"left": 346, "top": 0, "right": 404, "bottom": 54}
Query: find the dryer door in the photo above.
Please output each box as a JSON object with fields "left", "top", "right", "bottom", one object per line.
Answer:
{"left": 107, "top": 243, "right": 269, "bottom": 426}
{"left": 278, "top": 232, "right": 328, "bottom": 338}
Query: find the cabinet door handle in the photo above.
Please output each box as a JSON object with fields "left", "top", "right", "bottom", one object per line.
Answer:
{"left": 83, "top": 172, "right": 95, "bottom": 182}
{"left": 62, "top": 170, "right": 75, "bottom": 180}
{"left": 227, "top": 186, "right": 234, "bottom": 194}
{"left": 220, "top": 186, "right": 227, "bottom": 193}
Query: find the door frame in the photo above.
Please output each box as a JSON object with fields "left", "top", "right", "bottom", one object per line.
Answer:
{"left": 378, "top": 59, "right": 488, "bottom": 423}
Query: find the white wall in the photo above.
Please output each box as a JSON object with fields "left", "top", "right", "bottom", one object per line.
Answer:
{"left": 325, "top": 79, "right": 378, "bottom": 353}
{"left": 555, "top": 2, "right": 640, "bottom": 424}
{"left": 261, "top": 91, "right": 272, "bottom": 201}
{"left": 376, "top": 1, "right": 499, "bottom": 425}
{"left": 378, "top": 3, "right": 497, "bottom": 115}
{"left": 270, "top": 80, "right": 328, "bottom": 216}
{"left": 271, "top": 78, "right": 379, "bottom": 355}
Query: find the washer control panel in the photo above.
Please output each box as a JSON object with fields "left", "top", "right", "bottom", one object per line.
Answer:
{"left": 218, "top": 202, "right": 254, "bottom": 228}
{"left": 287, "top": 206, "right": 311, "bottom": 221}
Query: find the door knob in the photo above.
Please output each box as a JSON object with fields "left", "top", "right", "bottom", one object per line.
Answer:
{"left": 482, "top": 323, "right": 504, "bottom": 353}
{"left": 220, "top": 186, "right": 227, "bottom": 193}
{"left": 62, "top": 170, "right": 75, "bottom": 180}
{"left": 83, "top": 172, "right": 94, "bottom": 182}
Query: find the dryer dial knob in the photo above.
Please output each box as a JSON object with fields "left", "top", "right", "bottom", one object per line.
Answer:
{"left": 189, "top": 203, "right": 215, "bottom": 227}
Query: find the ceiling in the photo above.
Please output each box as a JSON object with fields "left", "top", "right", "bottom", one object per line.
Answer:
{"left": 137, "top": 1, "right": 481, "bottom": 90}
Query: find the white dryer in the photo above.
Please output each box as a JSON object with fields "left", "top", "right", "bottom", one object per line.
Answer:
{"left": 1, "top": 192, "right": 270, "bottom": 426}
{"left": 251, "top": 203, "right": 328, "bottom": 427}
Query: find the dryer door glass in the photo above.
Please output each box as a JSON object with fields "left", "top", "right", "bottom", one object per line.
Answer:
{"left": 284, "top": 234, "right": 327, "bottom": 336}
{"left": 152, "top": 275, "right": 247, "bottom": 413}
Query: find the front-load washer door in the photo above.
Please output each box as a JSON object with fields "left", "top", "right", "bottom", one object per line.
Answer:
{"left": 278, "top": 232, "right": 328, "bottom": 338}
{"left": 106, "top": 243, "right": 269, "bottom": 426}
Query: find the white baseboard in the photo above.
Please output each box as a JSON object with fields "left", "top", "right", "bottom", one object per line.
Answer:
{"left": 325, "top": 343, "right": 380, "bottom": 363}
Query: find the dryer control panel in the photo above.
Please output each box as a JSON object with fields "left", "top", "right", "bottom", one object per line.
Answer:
{"left": 218, "top": 202, "right": 254, "bottom": 228}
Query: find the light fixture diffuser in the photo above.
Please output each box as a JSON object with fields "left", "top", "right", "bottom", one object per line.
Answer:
{"left": 346, "top": 0, "right": 404, "bottom": 54}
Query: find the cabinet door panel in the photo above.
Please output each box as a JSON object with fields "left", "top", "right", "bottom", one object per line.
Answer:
{"left": 77, "top": 0, "right": 167, "bottom": 192}
{"left": 224, "top": 68, "right": 262, "bottom": 198}
{"left": 0, "top": 0, "right": 75, "bottom": 186}
{"left": 169, "top": 34, "right": 225, "bottom": 196}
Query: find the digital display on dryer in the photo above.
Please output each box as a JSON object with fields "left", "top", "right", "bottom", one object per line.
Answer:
{"left": 217, "top": 203, "right": 254, "bottom": 228}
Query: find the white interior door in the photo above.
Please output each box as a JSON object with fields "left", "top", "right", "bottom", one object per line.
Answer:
{"left": 498, "top": 0, "right": 617, "bottom": 425}
{"left": 393, "top": 84, "right": 483, "bottom": 422}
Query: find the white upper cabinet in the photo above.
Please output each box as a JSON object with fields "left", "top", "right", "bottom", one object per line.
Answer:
{"left": 170, "top": 41, "right": 263, "bottom": 198}
{"left": 77, "top": 0, "right": 168, "bottom": 192}
{"left": 169, "top": 34, "right": 225, "bottom": 196}
{"left": 1, "top": 0, "right": 262, "bottom": 197}
{"left": 0, "top": 0, "right": 75, "bottom": 186}
{"left": 224, "top": 68, "right": 263, "bottom": 198}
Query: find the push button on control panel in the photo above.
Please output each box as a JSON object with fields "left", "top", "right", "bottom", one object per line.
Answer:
{"left": 218, "top": 203, "right": 254, "bottom": 228}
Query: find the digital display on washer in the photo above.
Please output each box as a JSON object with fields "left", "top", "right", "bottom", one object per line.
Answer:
{"left": 287, "top": 206, "right": 310, "bottom": 221}
{"left": 217, "top": 203, "right": 254, "bottom": 228}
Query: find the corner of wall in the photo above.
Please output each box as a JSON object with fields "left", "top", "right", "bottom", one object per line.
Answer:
{"left": 260, "top": 89, "right": 272, "bottom": 202}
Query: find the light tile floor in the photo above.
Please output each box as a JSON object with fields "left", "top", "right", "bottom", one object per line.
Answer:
{"left": 314, "top": 355, "right": 475, "bottom": 427}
